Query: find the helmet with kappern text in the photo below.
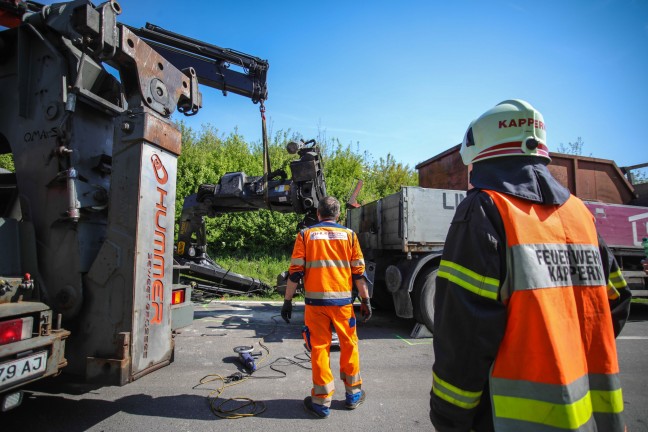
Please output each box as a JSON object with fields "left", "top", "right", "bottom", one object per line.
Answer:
{"left": 459, "top": 99, "right": 550, "bottom": 165}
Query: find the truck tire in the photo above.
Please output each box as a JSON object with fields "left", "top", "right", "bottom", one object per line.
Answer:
{"left": 412, "top": 266, "right": 438, "bottom": 334}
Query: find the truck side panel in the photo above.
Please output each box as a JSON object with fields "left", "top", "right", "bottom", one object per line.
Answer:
{"left": 586, "top": 202, "right": 648, "bottom": 248}
{"left": 586, "top": 201, "right": 648, "bottom": 296}
{"left": 348, "top": 187, "right": 466, "bottom": 253}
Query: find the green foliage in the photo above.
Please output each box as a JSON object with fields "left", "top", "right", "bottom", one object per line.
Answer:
{"left": 175, "top": 123, "right": 419, "bottom": 263}
{"left": 556, "top": 137, "right": 591, "bottom": 157}
{"left": 629, "top": 169, "right": 648, "bottom": 185}
{"left": 176, "top": 122, "right": 306, "bottom": 255}
{"left": 320, "top": 141, "right": 366, "bottom": 206}
{"left": 362, "top": 153, "right": 418, "bottom": 202}
{"left": 0, "top": 154, "right": 14, "bottom": 172}
{"left": 216, "top": 250, "right": 292, "bottom": 289}
{"left": 554, "top": 136, "right": 646, "bottom": 184}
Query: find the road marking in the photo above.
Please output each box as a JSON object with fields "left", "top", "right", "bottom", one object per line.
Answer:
{"left": 395, "top": 335, "right": 432, "bottom": 346}
{"left": 618, "top": 336, "right": 648, "bottom": 340}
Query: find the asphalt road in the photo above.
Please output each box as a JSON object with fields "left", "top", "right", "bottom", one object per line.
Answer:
{"left": 2, "top": 300, "right": 647, "bottom": 432}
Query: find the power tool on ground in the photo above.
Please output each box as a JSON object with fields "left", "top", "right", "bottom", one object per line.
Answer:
{"left": 233, "top": 346, "right": 262, "bottom": 373}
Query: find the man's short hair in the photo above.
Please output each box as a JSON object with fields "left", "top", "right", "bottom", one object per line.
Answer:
{"left": 318, "top": 196, "right": 341, "bottom": 220}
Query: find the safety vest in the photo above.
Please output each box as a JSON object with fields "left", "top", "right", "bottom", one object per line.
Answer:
{"left": 485, "top": 190, "right": 625, "bottom": 431}
{"left": 289, "top": 221, "right": 365, "bottom": 306}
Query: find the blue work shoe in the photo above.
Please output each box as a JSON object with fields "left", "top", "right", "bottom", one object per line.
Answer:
{"left": 303, "top": 396, "right": 330, "bottom": 419}
{"left": 345, "top": 390, "right": 366, "bottom": 409}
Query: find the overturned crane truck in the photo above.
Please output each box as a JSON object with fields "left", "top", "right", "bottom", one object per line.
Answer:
{"left": 0, "top": 0, "right": 268, "bottom": 411}
{"left": 347, "top": 145, "right": 648, "bottom": 335}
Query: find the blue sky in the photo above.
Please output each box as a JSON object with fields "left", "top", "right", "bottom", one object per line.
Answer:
{"left": 46, "top": 1, "right": 648, "bottom": 172}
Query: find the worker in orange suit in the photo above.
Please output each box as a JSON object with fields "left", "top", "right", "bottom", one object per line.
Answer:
{"left": 282, "top": 196, "right": 371, "bottom": 419}
{"left": 430, "top": 100, "right": 632, "bottom": 431}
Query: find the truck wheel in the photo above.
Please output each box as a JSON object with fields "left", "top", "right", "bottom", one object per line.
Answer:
{"left": 413, "top": 267, "right": 437, "bottom": 334}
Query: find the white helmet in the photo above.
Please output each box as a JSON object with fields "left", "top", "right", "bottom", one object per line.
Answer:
{"left": 459, "top": 99, "right": 550, "bottom": 165}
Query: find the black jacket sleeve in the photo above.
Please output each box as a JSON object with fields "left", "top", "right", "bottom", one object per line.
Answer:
{"left": 430, "top": 190, "right": 508, "bottom": 432}
{"left": 597, "top": 234, "right": 632, "bottom": 337}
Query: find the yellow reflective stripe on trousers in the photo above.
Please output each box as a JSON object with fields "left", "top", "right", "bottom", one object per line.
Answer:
{"left": 432, "top": 372, "right": 482, "bottom": 409}
{"left": 305, "top": 291, "right": 352, "bottom": 300}
{"left": 314, "top": 381, "right": 335, "bottom": 396}
{"left": 493, "top": 389, "right": 623, "bottom": 430}
{"left": 340, "top": 371, "right": 362, "bottom": 386}
{"left": 437, "top": 260, "right": 499, "bottom": 300}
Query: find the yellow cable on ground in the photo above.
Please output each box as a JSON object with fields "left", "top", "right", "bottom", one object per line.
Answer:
{"left": 195, "top": 315, "right": 312, "bottom": 419}
{"left": 199, "top": 373, "right": 267, "bottom": 419}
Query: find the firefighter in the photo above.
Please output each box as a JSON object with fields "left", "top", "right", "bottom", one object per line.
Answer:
{"left": 282, "top": 196, "right": 372, "bottom": 419}
{"left": 430, "top": 99, "right": 632, "bottom": 431}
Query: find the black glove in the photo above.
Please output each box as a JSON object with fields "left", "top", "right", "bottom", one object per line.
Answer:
{"left": 360, "top": 298, "right": 372, "bottom": 323}
{"left": 281, "top": 299, "right": 293, "bottom": 323}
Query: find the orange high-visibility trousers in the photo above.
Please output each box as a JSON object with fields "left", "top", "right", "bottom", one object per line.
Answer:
{"left": 303, "top": 304, "right": 362, "bottom": 407}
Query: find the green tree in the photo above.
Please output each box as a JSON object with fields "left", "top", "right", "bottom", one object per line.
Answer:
{"left": 363, "top": 153, "right": 418, "bottom": 202}
{"left": 0, "top": 154, "right": 14, "bottom": 172}
{"left": 321, "top": 140, "right": 366, "bottom": 204}
{"left": 553, "top": 135, "right": 646, "bottom": 184}
{"left": 628, "top": 169, "right": 648, "bottom": 185}
{"left": 174, "top": 124, "right": 419, "bottom": 255}
{"left": 556, "top": 137, "right": 591, "bottom": 156}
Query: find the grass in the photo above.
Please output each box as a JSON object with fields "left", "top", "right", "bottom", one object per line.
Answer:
{"left": 215, "top": 250, "right": 290, "bottom": 285}
{"left": 193, "top": 249, "right": 304, "bottom": 301}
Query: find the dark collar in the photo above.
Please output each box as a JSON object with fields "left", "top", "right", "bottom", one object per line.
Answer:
{"left": 470, "top": 156, "right": 571, "bottom": 205}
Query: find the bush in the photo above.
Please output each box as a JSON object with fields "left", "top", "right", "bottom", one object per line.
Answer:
{"left": 175, "top": 123, "right": 418, "bottom": 266}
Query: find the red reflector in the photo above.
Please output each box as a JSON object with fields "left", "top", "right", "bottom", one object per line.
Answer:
{"left": 171, "top": 289, "right": 185, "bottom": 305}
{"left": 0, "top": 317, "right": 32, "bottom": 346}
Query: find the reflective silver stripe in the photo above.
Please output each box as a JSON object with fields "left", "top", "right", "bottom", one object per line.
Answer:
{"left": 589, "top": 373, "right": 622, "bottom": 392}
{"left": 492, "top": 374, "right": 587, "bottom": 403}
{"left": 305, "top": 259, "right": 351, "bottom": 269}
{"left": 305, "top": 291, "right": 353, "bottom": 300}
{"left": 491, "top": 373, "right": 621, "bottom": 404}
{"left": 432, "top": 372, "right": 482, "bottom": 409}
{"left": 345, "top": 384, "right": 362, "bottom": 394}
{"left": 340, "top": 371, "right": 361, "bottom": 386}
{"left": 291, "top": 257, "right": 305, "bottom": 266}
{"left": 350, "top": 259, "right": 365, "bottom": 267}
{"left": 491, "top": 373, "right": 624, "bottom": 430}
{"left": 510, "top": 243, "right": 605, "bottom": 290}
{"left": 494, "top": 415, "right": 599, "bottom": 432}
{"left": 313, "top": 381, "right": 335, "bottom": 395}
{"left": 312, "top": 394, "right": 333, "bottom": 407}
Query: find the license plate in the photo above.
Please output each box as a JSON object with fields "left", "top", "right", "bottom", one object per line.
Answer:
{"left": 0, "top": 351, "right": 48, "bottom": 388}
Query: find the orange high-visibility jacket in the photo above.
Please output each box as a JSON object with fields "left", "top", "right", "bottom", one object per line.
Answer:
{"left": 484, "top": 190, "right": 625, "bottom": 431}
{"left": 289, "top": 221, "right": 365, "bottom": 306}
